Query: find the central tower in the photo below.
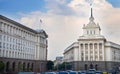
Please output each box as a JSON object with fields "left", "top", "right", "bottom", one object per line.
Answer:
{"left": 82, "top": 8, "right": 101, "bottom": 37}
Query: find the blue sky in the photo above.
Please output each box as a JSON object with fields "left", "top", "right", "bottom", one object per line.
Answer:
{"left": 108, "top": 0, "right": 120, "bottom": 7}
{"left": 0, "top": 0, "right": 119, "bottom": 16}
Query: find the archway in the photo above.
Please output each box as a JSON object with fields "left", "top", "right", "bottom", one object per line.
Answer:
{"left": 18, "top": 62, "right": 21, "bottom": 71}
{"left": 90, "top": 63, "right": 93, "bottom": 69}
{"left": 95, "top": 64, "right": 98, "bottom": 70}
{"left": 85, "top": 64, "right": 88, "bottom": 70}
{"left": 27, "top": 63, "right": 30, "bottom": 71}
{"left": 12, "top": 62, "right": 15, "bottom": 71}
{"left": 23, "top": 62, "right": 26, "bottom": 71}
{"left": 6, "top": 61, "right": 10, "bottom": 72}
{"left": 0, "top": 61, "right": 5, "bottom": 72}
{"left": 31, "top": 63, "right": 34, "bottom": 71}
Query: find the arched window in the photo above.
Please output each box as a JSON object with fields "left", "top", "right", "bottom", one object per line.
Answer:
{"left": 94, "top": 43, "right": 97, "bottom": 49}
{"left": 90, "top": 43, "right": 93, "bottom": 49}
{"left": 18, "top": 62, "right": 21, "bottom": 71}
{"left": 85, "top": 64, "right": 88, "bottom": 70}
{"left": 6, "top": 61, "right": 10, "bottom": 72}
{"left": 23, "top": 62, "right": 26, "bottom": 71}
{"left": 27, "top": 63, "right": 30, "bottom": 71}
{"left": 31, "top": 63, "right": 34, "bottom": 71}
{"left": 12, "top": 62, "right": 15, "bottom": 71}
{"left": 85, "top": 44, "right": 88, "bottom": 49}
{"left": 95, "top": 64, "right": 98, "bottom": 70}
{"left": 99, "top": 43, "right": 102, "bottom": 49}
{"left": 90, "top": 63, "right": 93, "bottom": 69}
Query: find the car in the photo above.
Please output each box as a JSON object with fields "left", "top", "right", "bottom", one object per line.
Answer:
{"left": 102, "top": 71, "right": 108, "bottom": 74}
{"left": 18, "top": 72, "right": 35, "bottom": 74}
{"left": 68, "top": 71, "right": 77, "bottom": 74}
{"left": 45, "top": 72, "right": 56, "bottom": 74}
{"left": 78, "top": 71, "right": 86, "bottom": 74}
{"left": 95, "top": 71, "right": 102, "bottom": 74}
{"left": 86, "top": 69, "right": 96, "bottom": 74}
{"left": 58, "top": 71, "right": 68, "bottom": 74}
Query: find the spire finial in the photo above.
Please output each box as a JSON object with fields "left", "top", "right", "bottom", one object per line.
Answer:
{"left": 89, "top": 7, "right": 94, "bottom": 21}
{"left": 91, "top": 8, "right": 93, "bottom": 17}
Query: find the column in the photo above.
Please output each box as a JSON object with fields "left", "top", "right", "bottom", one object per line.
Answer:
{"left": 88, "top": 43, "right": 90, "bottom": 61}
{"left": 97, "top": 43, "right": 100, "bottom": 61}
{"left": 93, "top": 43, "right": 95, "bottom": 61}
{"left": 83, "top": 43, "right": 85, "bottom": 61}
{"left": 102, "top": 43, "right": 104, "bottom": 61}
{"left": 79, "top": 43, "right": 81, "bottom": 61}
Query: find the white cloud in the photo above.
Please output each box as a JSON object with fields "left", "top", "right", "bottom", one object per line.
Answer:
{"left": 19, "top": 0, "right": 120, "bottom": 60}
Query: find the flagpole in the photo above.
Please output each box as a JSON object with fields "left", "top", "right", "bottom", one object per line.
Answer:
{"left": 39, "top": 19, "right": 42, "bottom": 30}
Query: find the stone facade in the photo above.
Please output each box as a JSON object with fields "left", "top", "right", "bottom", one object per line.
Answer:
{"left": 69, "top": 61, "right": 119, "bottom": 71}
{"left": 0, "top": 15, "right": 48, "bottom": 73}
{"left": 63, "top": 8, "right": 120, "bottom": 71}
{"left": 0, "top": 57, "right": 47, "bottom": 73}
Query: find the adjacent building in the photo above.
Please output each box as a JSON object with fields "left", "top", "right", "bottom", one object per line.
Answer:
{"left": 54, "top": 56, "right": 63, "bottom": 66}
{"left": 0, "top": 15, "right": 48, "bottom": 73}
{"left": 63, "top": 8, "right": 120, "bottom": 71}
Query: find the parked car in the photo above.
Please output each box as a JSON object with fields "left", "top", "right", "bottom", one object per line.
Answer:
{"left": 86, "top": 69, "right": 96, "bottom": 74}
{"left": 68, "top": 71, "right": 77, "bottom": 74}
{"left": 95, "top": 71, "right": 102, "bottom": 74}
{"left": 18, "top": 72, "right": 35, "bottom": 74}
{"left": 78, "top": 71, "right": 86, "bottom": 74}
{"left": 102, "top": 71, "right": 108, "bottom": 74}
{"left": 45, "top": 72, "right": 56, "bottom": 74}
{"left": 58, "top": 71, "right": 68, "bottom": 74}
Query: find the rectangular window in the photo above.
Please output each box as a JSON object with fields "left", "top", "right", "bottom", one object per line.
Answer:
{"left": 0, "top": 35, "right": 2, "bottom": 40}
{"left": 0, "top": 42, "right": 2, "bottom": 48}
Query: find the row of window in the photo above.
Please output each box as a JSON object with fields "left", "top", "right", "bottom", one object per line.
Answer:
{"left": 87, "top": 30, "right": 96, "bottom": 35}
{"left": 81, "top": 43, "right": 102, "bottom": 49}
{"left": 0, "top": 22, "right": 36, "bottom": 41}
{"left": 0, "top": 35, "right": 36, "bottom": 47}
{"left": 81, "top": 55, "right": 103, "bottom": 61}
{"left": 0, "top": 22, "right": 47, "bottom": 44}
{"left": 0, "top": 49, "right": 34, "bottom": 59}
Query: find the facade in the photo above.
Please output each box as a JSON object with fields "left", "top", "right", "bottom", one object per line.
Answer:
{"left": 0, "top": 15, "right": 48, "bottom": 73}
{"left": 63, "top": 8, "right": 120, "bottom": 71}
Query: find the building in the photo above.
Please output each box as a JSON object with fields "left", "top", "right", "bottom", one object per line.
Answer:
{"left": 63, "top": 8, "right": 120, "bottom": 71}
{"left": 54, "top": 56, "right": 63, "bottom": 66}
{"left": 0, "top": 15, "right": 48, "bottom": 73}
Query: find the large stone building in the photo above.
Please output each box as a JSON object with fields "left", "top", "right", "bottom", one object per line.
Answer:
{"left": 0, "top": 15, "right": 48, "bottom": 73}
{"left": 63, "top": 8, "right": 120, "bottom": 71}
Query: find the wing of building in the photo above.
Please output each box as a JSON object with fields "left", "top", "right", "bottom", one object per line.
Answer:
{"left": 0, "top": 15, "right": 48, "bottom": 73}
{"left": 63, "top": 8, "right": 120, "bottom": 71}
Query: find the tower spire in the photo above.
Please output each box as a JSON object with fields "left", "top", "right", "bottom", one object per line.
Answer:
{"left": 89, "top": 7, "right": 94, "bottom": 21}
{"left": 91, "top": 8, "right": 93, "bottom": 18}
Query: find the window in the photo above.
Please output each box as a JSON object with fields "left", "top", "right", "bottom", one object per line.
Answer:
{"left": 87, "top": 31, "right": 88, "bottom": 34}
{"left": 85, "top": 44, "right": 88, "bottom": 49}
{"left": 94, "top": 43, "right": 97, "bottom": 49}
{"left": 0, "top": 49, "right": 1, "bottom": 57}
{"left": 85, "top": 56, "right": 88, "bottom": 61}
{"left": 94, "top": 30, "right": 95, "bottom": 34}
{"left": 81, "top": 44, "right": 83, "bottom": 49}
{"left": 90, "top": 31, "right": 92, "bottom": 34}
{"left": 100, "top": 56, "right": 103, "bottom": 60}
{"left": 99, "top": 43, "right": 102, "bottom": 49}
{"left": 0, "top": 35, "right": 2, "bottom": 40}
{"left": 90, "top": 43, "right": 93, "bottom": 49}
{"left": 0, "top": 42, "right": 1, "bottom": 48}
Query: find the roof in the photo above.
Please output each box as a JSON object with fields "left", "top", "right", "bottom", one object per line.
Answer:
{"left": 0, "top": 15, "right": 48, "bottom": 38}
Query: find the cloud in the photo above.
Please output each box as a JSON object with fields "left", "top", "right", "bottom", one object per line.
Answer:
{"left": 19, "top": 0, "right": 120, "bottom": 60}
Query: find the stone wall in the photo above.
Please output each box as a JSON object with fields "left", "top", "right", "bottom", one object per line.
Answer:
{"left": 0, "top": 57, "right": 47, "bottom": 74}
{"left": 70, "top": 61, "right": 120, "bottom": 71}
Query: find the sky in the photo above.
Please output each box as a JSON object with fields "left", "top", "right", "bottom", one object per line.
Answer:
{"left": 0, "top": 0, "right": 120, "bottom": 60}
